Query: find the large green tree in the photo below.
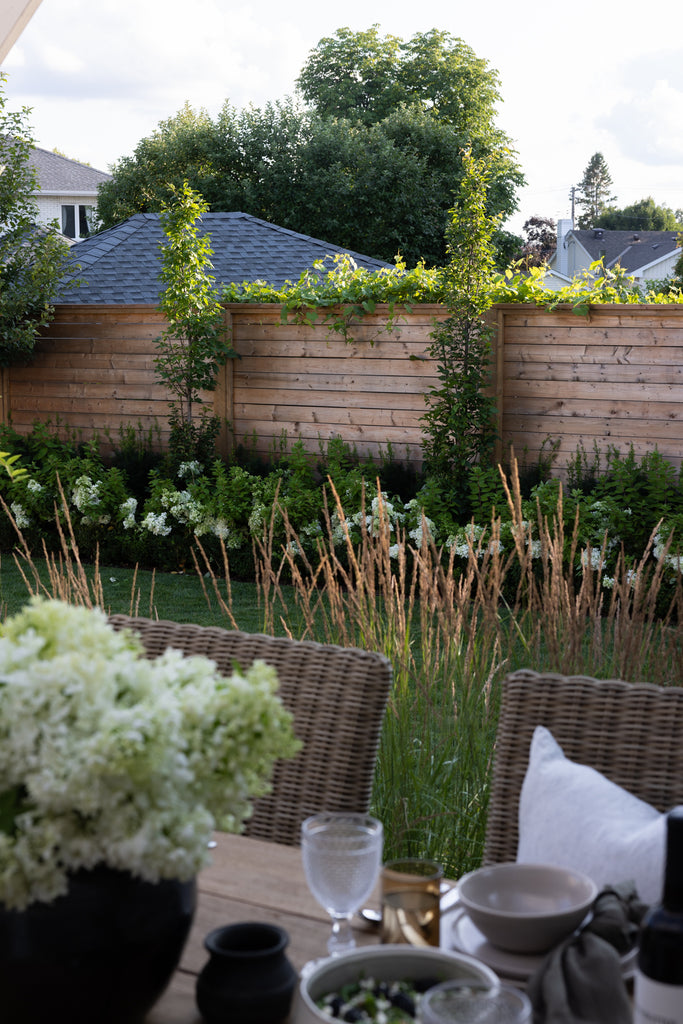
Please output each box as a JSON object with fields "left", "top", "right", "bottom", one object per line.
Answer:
{"left": 594, "top": 197, "right": 683, "bottom": 231}
{"left": 0, "top": 76, "right": 72, "bottom": 366}
{"left": 296, "top": 25, "right": 499, "bottom": 131}
{"left": 575, "top": 152, "right": 616, "bottom": 228}
{"left": 96, "top": 28, "right": 524, "bottom": 268}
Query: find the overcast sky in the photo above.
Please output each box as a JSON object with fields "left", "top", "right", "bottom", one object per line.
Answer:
{"left": 3, "top": 0, "right": 683, "bottom": 238}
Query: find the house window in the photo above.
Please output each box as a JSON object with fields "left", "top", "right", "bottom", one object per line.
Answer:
{"left": 61, "top": 204, "right": 93, "bottom": 240}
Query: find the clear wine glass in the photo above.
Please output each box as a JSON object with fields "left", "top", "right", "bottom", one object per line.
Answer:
{"left": 301, "top": 811, "right": 383, "bottom": 956}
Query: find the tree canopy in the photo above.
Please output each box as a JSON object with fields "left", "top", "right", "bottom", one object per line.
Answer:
{"left": 594, "top": 196, "right": 683, "bottom": 231}
{"left": 0, "top": 76, "right": 72, "bottom": 367}
{"left": 95, "top": 27, "right": 524, "bottom": 268}
{"left": 296, "top": 25, "right": 500, "bottom": 131}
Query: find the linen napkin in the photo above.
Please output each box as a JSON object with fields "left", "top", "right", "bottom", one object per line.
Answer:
{"left": 526, "top": 882, "right": 648, "bottom": 1024}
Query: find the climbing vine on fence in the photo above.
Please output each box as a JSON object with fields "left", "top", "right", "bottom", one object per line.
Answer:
{"left": 221, "top": 250, "right": 683, "bottom": 343}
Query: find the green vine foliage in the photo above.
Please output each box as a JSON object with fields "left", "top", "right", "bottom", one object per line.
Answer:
{"left": 155, "top": 182, "right": 236, "bottom": 454}
{"left": 489, "top": 260, "right": 683, "bottom": 316}
{"left": 222, "top": 253, "right": 444, "bottom": 342}
{"left": 221, "top": 247, "right": 683, "bottom": 346}
{"left": 420, "top": 149, "right": 499, "bottom": 514}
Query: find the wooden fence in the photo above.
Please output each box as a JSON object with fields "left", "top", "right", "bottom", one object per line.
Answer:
{"left": 4, "top": 302, "right": 683, "bottom": 477}
{"left": 499, "top": 304, "right": 683, "bottom": 476}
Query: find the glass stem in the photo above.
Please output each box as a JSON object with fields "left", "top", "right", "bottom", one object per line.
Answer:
{"left": 328, "top": 914, "right": 356, "bottom": 955}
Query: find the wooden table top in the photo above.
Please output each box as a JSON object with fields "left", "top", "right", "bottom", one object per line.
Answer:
{"left": 146, "top": 831, "right": 381, "bottom": 1024}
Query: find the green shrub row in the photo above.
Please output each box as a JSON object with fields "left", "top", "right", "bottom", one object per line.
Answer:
{"left": 1, "top": 421, "right": 683, "bottom": 598}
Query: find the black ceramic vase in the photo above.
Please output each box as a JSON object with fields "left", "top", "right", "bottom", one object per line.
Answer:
{"left": 196, "top": 921, "right": 298, "bottom": 1024}
{"left": 0, "top": 864, "right": 197, "bottom": 1024}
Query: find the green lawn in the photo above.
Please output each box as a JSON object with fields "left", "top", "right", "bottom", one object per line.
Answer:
{"left": 0, "top": 555, "right": 273, "bottom": 633}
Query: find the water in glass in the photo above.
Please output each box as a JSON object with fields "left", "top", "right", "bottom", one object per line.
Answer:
{"left": 301, "top": 812, "right": 383, "bottom": 956}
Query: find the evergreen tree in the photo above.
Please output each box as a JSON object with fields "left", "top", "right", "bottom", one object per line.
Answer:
{"left": 575, "top": 153, "right": 616, "bottom": 228}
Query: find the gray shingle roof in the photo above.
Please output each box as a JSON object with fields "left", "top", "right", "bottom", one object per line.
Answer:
{"left": 28, "top": 146, "right": 112, "bottom": 193}
{"left": 54, "top": 212, "right": 393, "bottom": 304}
{"left": 574, "top": 229, "right": 680, "bottom": 273}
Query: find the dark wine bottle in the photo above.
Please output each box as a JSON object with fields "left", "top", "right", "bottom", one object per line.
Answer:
{"left": 634, "top": 807, "right": 683, "bottom": 1024}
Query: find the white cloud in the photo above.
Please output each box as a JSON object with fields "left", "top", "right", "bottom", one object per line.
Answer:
{"left": 602, "top": 78, "right": 683, "bottom": 165}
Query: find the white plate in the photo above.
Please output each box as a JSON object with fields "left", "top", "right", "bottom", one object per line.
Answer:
{"left": 441, "top": 901, "right": 637, "bottom": 983}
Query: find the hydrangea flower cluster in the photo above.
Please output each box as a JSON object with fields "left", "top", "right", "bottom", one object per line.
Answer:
{"left": 0, "top": 598, "right": 299, "bottom": 910}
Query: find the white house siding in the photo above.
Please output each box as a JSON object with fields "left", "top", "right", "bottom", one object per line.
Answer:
{"left": 640, "top": 254, "right": 680, "bottom": 281}
{"left": 34, "top": 194, "right": 96, "bottom": 227}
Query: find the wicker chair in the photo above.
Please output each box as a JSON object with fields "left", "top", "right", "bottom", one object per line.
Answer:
{"left": 108, "top": 615, "right": 392, "bottom": 846}
{"left": 483, "top": 668, "right": 683, "bottom": 866}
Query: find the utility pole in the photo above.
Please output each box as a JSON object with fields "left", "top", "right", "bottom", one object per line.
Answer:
{"left": 568, "top": 186, "right": 577, "bottom": 228}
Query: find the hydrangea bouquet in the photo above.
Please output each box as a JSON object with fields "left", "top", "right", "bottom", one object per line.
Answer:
{"left": 0, "top": 598, "right": 300, "bottom": 910}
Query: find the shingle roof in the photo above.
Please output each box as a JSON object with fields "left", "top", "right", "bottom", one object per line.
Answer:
{"left": 574, "top": 229, "right": 680, "bottom": 273}
{"left": 28, "top": 146, "right": 112, "bottom": 193}
{"left": 54, "top": 212, "right": 393, "bottom": 304}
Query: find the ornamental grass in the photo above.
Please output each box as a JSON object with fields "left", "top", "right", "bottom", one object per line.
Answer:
{"left": 4, "top": 463, "right": 683, "bottom": 879}
{"left": 197, "top": 463, "right": 683, "bottom": 876}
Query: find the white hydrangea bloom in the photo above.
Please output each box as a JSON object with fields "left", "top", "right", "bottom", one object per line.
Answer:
{"left": 120, "top": 497, "right": 137, "bottom": 529}
{"left": 0, "top": 598, "right": 299, "bottom": 910}
{"left": 579, "top": 548, "right": 603, "bottom": 573}
{"left": 71, "top": 475, "right": 103, "bottom": 512}
{"left": 212, "top": 519, "right": 230, "bottom": 540}
{"left": 10, "top": 502, "right": 30, "bottom": 528}
{"left": 177, "top": 461, "right": 203, "bottom": 478}
{"left": 142, "top": 511, "right": 172, "bottom": 537}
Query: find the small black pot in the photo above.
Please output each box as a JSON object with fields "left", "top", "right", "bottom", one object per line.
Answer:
{"left": 196, "top": 921, "right": 298, "bottom": 1024}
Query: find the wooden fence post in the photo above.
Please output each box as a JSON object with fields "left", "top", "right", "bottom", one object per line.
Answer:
{"left": 493, "top": 306, "right": 505, "bottom": 467}
{"left": 0, "top": 367, "right": 8, "bottom": 425}
{"left": 214, "top": 307, "right": 234, "bottom": 459}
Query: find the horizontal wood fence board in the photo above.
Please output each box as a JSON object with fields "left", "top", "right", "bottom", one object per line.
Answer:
{"left": 505, "top": 379, "right": 683, "bottom": 402}
{"left": 234, "top": 401, "right": 423, "bottom": 428}
{"left": 233, "top": 337, "right": 433, "bottom": 359}
{"left": 14, "top": 395, "right": 172, "bottom": 416}
{"left": 12, "top": 366, "right": 158, "bottom": 385}
{"left": 499, "top": 306, "right": 683, "bottom": 329}
{"left": 11, "top": 382, "right": 173, "bottom": 402}
{"left": 503, "top": 397, "right": 683, "bottom": 420}
{"left": 505, "top": 362, "right": 683, "bottom": 385}
{"left": 40, "top": 326, "right": 165, "bottom": 344}
{"left": 506, "top": 342, "right": 683, "bottom": 363}
{"left": 233, "top": 372, "right": 436, "bottom": 395}
{"left": 506, "top": 415, "right": 683, "bottom": 438}
{"left": 505, "top": 329, "right": 683, "bottom": 349}
{"left": 236, "top": 417, "right": 423, "bottom": 443}
{"left": 231, "top": 322, "right": 435, "bottom": 344}
{"left": 235, "top": 387, "right": 428, "bottom": 411}
{"left": 234, "top": 355, "right": 436, "bottom": 378}
{"left": 23, "top": 357, "right": 157, "bottom": 375}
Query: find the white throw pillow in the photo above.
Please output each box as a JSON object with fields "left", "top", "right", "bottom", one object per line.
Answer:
{"left": 516, "top": 725, "right": 678, "bottom": 905}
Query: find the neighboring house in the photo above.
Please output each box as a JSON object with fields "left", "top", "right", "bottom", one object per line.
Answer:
{"left": 54, "top": 211, "right": 392, "bottom": 303}
{"left": 547, "top": 218, "right": 681, "bottom": 289}
{"left": 29, "top": 146, "right": 112, "bottom": 242}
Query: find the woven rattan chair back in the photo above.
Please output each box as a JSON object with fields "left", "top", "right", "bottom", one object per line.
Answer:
{"left": 483, "top": 667, "right": 683, "bottom": 866}
{"left": 108, "top": 615, "right": 392, "bottom": 846}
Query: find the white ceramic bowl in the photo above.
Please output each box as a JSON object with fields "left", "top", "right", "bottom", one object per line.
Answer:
{"left": 456, "top": 862, "right": 598, "bottom": 954}
{"left": 293, "top": 944, "right": 499, "bottom": 1024}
